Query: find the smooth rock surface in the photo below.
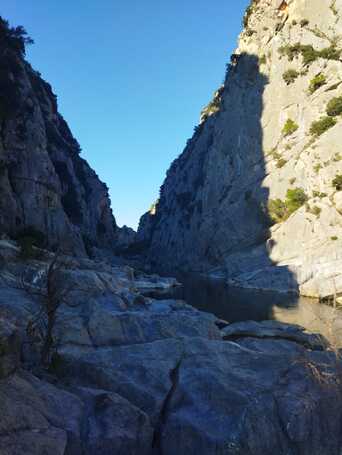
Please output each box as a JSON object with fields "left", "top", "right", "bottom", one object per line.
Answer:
{"left": 0, "top": 252, "right": 342, "bottom": 454}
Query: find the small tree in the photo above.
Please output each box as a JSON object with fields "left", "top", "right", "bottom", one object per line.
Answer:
{"left": 285, "top": 187, "right": 308, "bottom": 213}
{"left": 268, "top": 187, "right": 308, "bottom": 224}
{"left": 0, "top": 17, "right": 33, "bottom": 56}
{"left": 21, "top": 252, "right": 75, "bottom": 366}
{"left": 282, "top": 119, "right": 299, "bottom": 136}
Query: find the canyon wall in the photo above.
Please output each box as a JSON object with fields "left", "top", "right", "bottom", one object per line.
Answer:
{"left": 138, "top": 0, "right": 342, "bottom": 298}
{"left": 0, "top": 18, "right": 118, "bottom": 256}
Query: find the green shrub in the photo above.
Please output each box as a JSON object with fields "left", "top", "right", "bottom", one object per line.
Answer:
{"left": 308, "top": 73, "right": 326, "bottom": 94}
{"left": 310, "top": 116, "right": 337, "bottom": 136}
{"left": 278, "top": 42, "right": 302, "bottom": 61}
{"left": 312, "top": 190, "right": 327, "bottom": 198}
{"left": 283, "top": 69, "right": 299, "bottom": 84}
{"left": 278, "top": 43, "right": 341, "bottom": 66}
{"left": 319, "top": 46, "right": 341, "bottom": 60}
{"left": 268, "top": 188, "right": 308, "bottom": 223}
{"left": 268, "top": 199, "right": 287, "bottom": 224}
{"left": 326, "top": 82, "right": 341, "bottom": 92}
{"left": 333, "top": 152, "right": 342, "bottom": 161}
{"left": 326, "top": 96, "right": 342, "bottom": 116}
{"left": 332, "top": 174, "right": 342, "bottom": 190}
{"left": 276, "top": 158, "right": 287, "bottom": 168}
{"left": 300, "top": 19, "right": 309, "bottom": 27}
{"left": 300, "top": 45, "right": 318, "bottom": 65}
{"left": 282, "top": 119, "right": 299, "bottom": 136}
{"left": 285, "top": 187, "right": 308, "bottom": 213}
{"left": 331, "top": 236, "right": 338, "bottom": 241}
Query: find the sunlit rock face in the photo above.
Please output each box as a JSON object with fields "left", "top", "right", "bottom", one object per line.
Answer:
{"left": 0, "top": 19, "right": 117, "bottom": 256}
{"left": 138, "top": 0, "right": 342, "bottom": 298}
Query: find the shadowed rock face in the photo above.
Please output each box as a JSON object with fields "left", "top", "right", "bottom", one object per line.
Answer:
{"left": 0, "top": 19, "right": 117, "bottom": 256}
{"left": 139, "top": 52, "right": 271, "bottom": 272}
{"left": 0, "top": 247, "right": 342, "bottom": 455}
{"left": 138, "top": 0, "right": 342, "bottom": 298}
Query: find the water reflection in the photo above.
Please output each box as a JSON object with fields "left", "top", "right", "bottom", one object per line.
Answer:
{"left": 171, "top": 274, "right": 300, "bottom": 323}
{"left": 147, "top": 274, "right": 342, "bottom": 346}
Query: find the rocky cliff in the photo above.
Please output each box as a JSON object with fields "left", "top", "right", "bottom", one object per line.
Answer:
{"left": 0, "top": 18, "right": 118, "bottom": 256}
{"left": 1, "top": 11, "right": 342, "bottom": 455}
{"left": 138, "top": 0, "right": 342, "bottom": 298}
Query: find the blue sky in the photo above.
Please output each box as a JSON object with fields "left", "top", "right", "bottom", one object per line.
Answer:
{"left": 2, "top": 1, "right": 250, "bottom": 229}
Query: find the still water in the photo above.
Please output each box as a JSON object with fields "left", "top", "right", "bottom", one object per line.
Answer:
{"left": 172, "top": 274, "right": 300, "bottom": 323}
{"left": 153, "top": 274, "right": 342, "bottom": 344}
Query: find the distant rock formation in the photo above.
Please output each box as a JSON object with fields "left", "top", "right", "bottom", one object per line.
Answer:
{"left": 0, "top": 17, "right": 118, "bottom": 256}
{"left": 115, "top": 225, "right": 137, "bottom": 253}
{"left": 138, "top": 0, "right": 342, "bottom": 298}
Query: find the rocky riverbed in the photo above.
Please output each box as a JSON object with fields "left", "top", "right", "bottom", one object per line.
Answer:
{"left": 1, "top": 241, "right": 342, "bottom": 454}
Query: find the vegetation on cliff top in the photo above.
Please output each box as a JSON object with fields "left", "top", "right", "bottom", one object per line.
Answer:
{"left": 0, "top": 16, "right": 33, "bottom": 56}
{"left": 0, "top": 17, "right": 33, "bottom": 121}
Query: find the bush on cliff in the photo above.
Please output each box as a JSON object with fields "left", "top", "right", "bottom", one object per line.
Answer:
{"left": 268, "top": 199, "right": 287, "bottom": 224}
{"left": 326, "top": 96, "right": 342, "bottom": 117}
{"left": 283, "top": 69, "right": 299, "bottom": 85}
{"left": 286, "top": 188, "right": 308, "bottom": 213}
{"left": 279, "top": 43, "right": 341, "bottom": 66}
{"left": 268, "top": 188, "right": 308, "bottom": 224}
{"left": 310, "top": 116, "right": 337, "bottom": 136}
{"left": 332, "top": 174, "right": 342, "bottom": 191}
{"left": 282, "top": 119, "right": 299, "bottom": 136}
{"left": 309, "top": 74, "right": 326, "bottom": 94}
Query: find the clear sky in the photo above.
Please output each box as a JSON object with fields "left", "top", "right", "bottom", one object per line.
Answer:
{"left": 1, "top": 1, "right": 250, "bottom": 230}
